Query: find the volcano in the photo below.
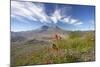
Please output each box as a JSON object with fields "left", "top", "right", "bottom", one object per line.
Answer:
{"left": 11, "top": 25, "right": 68, "bottom": 41}
{"left": 37, "top": 25, "right": 65, "bottom": 33}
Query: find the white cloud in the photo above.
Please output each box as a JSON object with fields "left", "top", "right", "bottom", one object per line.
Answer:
{"left": 60, "top": 16, "right": 83, "bottom": 26}
{"left": 11, "top": 1, "right": 48, "bottom": 23}
{"left": 50, "top": 9, "right": 62, "bottom": 24}
{"left": 70, "top": 18, "right": 78, "bottom": 24}
{"left": 61, "top": 16, "right": 71, "bottom": 23}
{"left": 74, "top": 22, "right": 83, "bottom": 25}
{"left": 11, "top": 14, "right": 30, "bottom": 23}
{"left": 11, "top": 1, "right": 83, "bottom": 26}
{"left": 50, "top": 16, "right": 57, "bottom": 24}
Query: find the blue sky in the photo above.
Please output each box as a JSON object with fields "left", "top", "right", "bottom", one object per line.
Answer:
{"left": 11, "top": 1, "right": 95, "bottom": 32}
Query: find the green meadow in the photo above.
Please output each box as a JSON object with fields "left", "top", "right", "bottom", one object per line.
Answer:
{"left": 11, "top": 31, "right": 95, "bottom": 66}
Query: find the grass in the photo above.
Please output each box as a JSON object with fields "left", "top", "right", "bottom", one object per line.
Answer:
{"left": 11, "top": 31, "right": 95, "bottom": 67}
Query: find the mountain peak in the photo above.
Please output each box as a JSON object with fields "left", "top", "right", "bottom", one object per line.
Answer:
{"left": 41, "top": 25, "right": 49, "bottom": 30}
{"left": 37, "top": 24, "right": 64, "bottom": 33}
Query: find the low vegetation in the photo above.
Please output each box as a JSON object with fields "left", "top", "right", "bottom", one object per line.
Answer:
{"left": 11, "top": 31, "right": 95, "bottom": 67}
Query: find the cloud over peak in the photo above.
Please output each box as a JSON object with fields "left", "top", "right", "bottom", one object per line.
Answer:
{"left": 11, "top": 1, "right": 83, "bottom": 26}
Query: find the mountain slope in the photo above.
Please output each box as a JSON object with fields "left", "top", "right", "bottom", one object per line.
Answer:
{"left": 11, "top": 25, "right": 68, "bottom": 41}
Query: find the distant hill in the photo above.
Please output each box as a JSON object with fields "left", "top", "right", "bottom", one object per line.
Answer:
{"left": 11, "top": 25, "right": 95, "bottom": 43}
{"left": 11, "top": 25, "right": 68, "bottom": 41}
